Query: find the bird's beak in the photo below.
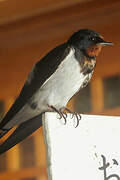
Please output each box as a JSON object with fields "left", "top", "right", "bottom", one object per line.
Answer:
{"left": 97, "top": 40, "right": 114, "bottom": 46}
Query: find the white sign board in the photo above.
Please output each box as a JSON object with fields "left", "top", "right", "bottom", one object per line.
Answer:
{"left": 42, "top": 113, "right": 120, "bottom": 180}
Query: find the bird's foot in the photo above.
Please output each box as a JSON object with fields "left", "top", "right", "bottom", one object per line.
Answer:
{"left": 50, "top": 106, "right": 81, "bottom": 127}
{"left": 63, "top": 107, "right": 81, "bottom": 128}
{"left": 50, "top": 105, "right": 67, "bottom": 124}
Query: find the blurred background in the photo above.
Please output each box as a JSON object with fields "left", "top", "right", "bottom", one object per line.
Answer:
{"left": 0, "top": 0, "right": 120, "bottom": 179}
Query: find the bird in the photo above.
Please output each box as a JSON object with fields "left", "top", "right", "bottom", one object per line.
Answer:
{"left": 0, "top": 29, "right": 113, "bottom": 154}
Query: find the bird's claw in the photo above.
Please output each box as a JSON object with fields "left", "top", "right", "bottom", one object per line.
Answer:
{"left": 58, "top": 112, "right": 67, "bottom": 125}
{"left": 64, "top": 108, "right": 81, "bottom": 127}
{"left": 50, "top": 106, "right": 81, "bottom": 127}
{"left": 72, "top": 112, "right": 81, "bottom": 128}
{"left": 50, "top": 106, "right": 67, "bottom": 125}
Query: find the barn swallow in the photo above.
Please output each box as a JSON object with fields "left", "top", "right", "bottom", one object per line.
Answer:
{"left": 0, "top": 29, "right": 113, "bottom": 154}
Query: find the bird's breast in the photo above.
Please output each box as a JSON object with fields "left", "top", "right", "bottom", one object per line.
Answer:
{"left": 81, "top": 58, "right": 96, "bottom": 75}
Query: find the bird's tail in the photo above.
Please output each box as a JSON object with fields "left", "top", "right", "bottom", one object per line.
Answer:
{"left": 0, "top": 128, "right": 11, "bottom": 138}
{"left": 0, "top": 113, "right": 43, "bottom": 155}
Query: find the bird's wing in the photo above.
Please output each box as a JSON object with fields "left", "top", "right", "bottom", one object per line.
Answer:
{"left": 0, "top": 113, "right": 43, "bottom": 154}
{"left": 0, "top": 43, "right": 70, "bottom": 128}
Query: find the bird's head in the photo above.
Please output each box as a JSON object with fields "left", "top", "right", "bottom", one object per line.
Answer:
{"left": 68, "top": 29, "right": 113, "bottom": 59}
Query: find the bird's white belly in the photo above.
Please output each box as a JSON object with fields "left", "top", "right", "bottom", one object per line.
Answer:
{"left": 35, "top": 49, "right": 90, "bottom": 110}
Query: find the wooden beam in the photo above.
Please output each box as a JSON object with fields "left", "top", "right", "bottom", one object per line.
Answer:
{"left": 0, "top": 0, "right": 91, "bottom": 25}
{"left": 91, "top": 107, "right": 120, "bottom": 116}
{"left": 0, "top": 166, "right": 47, "bottom": 180}
{"left": 34, "top": 130, "right": 46, "bottom": 167}
{"left": 0, "top": 0, "right": 120, "bottom": 26}
{"left": 6, "top": 145, "right": 20, "bottom": 171}
{"left": 91, "top": 78, "right": 104, "bottom": 112}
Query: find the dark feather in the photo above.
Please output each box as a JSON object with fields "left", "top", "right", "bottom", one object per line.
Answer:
{"left": 0, "top": 113, "right": 43, "bottom": 154}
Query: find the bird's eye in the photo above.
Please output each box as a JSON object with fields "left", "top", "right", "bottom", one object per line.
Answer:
{"left": 89, "top": 36, "right": 96, "bottom": 41}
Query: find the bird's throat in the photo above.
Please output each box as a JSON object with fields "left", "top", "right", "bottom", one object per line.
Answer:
{"left": 85, "top": 44, "right": 102, "bottom": 59}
